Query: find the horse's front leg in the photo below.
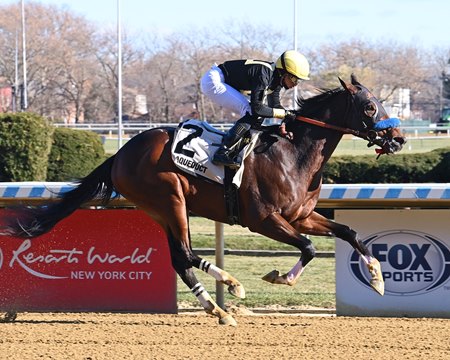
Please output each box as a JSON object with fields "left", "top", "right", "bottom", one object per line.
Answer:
{"left": 295, "top": 211, "right": 384, "bottom": 296}
{"left": 250, "top": 212, "right": 316, "bottom": 286}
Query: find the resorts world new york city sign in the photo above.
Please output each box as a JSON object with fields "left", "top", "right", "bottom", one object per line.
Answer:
{"left": 0, "top": 209, "right": 176, "bottom": 313}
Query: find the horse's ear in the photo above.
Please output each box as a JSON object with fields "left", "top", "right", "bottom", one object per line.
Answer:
{"left": 338, "top": 77, "right": 358, "bottom": 95}
{"left": 350, "top": 73, "right": 362, "bottom": 86}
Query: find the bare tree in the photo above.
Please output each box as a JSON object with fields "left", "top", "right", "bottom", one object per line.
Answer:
{"left": 92, "top": 28, "right": 140, "bottom": 122}
{"left": 0, "top": 2, "right": 99, "bottom": 121}
{"left": 0, "top": 5, "right": 19, "bottom": 94}
{"left": 305, "top": 39, "right": 439, "bottom": 119}
{"left": 45, "top": 9, "right": 99, "bottom": 122}
{"left": 217, "top": 20, "right": 289, "bottom": 60}
{"left": 0, "top": 2, "right": 447, "bottom": 124}
{"left": 175, "top": 29, "right": 220, "bottom": 121}
{"left": 140, "top": 33, "right": 187, "bottom": 122}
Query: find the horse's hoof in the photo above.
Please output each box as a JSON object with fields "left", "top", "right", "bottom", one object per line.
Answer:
{"left": 262, "top": 270, "right": 290, "bottom": 285}
{"left": 262, "top": 269, "right": 280, "bottom": 283}
{"left": 219, "top": 314, "right": 237, "bottom": 326}
{"left": 371, "top": 279, "right": 385, "bottom": 296}
{"left": 368, "top": 258, "right": 385, "bottom": 296}
{"left": 228, "top": 284, "right": 246, "bottom": 299}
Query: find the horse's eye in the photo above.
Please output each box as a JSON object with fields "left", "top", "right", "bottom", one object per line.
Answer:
{"left": 364, "top": 101, "right": 377, "bottom": 118}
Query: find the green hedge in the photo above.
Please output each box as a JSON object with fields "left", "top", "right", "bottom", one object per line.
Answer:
{"left": 0, "top": 113, "right": 54, "bottom": 181}
{"left": 1, "top": 112, "right": 448, "bottom": 184}
{"left": 426, "top": 148, "right": 450, "bottom": 181}
{"left": 324, "top": 147, "right": 450, "bottom": 183}
{"left": 46, "top": 127, "right": 106, "bottom": 181}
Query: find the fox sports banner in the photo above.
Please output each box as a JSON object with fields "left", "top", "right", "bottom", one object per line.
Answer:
{"left": 335, "top": 209, "right": 450, "bottom": 318}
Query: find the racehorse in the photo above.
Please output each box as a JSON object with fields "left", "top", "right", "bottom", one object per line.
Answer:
{"left": 1, "top": 75, "right": 406, "bottom": 326}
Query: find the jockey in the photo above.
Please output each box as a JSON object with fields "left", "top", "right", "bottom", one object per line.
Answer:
{"left": 200, "top": 50, "right": 310, "bottom": 168}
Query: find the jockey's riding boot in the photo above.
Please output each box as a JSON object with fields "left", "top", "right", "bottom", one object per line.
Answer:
{"left": 213, "top": 119, "right": 251, "bottom": 168}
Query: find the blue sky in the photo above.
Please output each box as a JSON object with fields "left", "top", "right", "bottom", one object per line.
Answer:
{"left": 7, "top": 0, "right": 449, "bottom": 50}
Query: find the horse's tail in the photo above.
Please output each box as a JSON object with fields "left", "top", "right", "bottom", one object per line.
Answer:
{"left": 3, "top": 155, "right": 117, "bottom": 238}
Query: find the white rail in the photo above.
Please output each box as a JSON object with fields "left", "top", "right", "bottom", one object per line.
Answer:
{"left": 1, "top": 182, "right": 449, "bottom": 208}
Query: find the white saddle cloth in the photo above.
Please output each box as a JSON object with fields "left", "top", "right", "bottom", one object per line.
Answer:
{"left": 171, "top": 119, "right": 259, "bottom": 187}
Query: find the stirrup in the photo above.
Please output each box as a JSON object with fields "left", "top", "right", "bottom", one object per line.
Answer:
{"left": 212, "top": 153, "right": 240, "bottom": 169}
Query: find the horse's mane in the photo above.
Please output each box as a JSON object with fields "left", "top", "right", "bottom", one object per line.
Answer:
{"left": 296, "top": 87, "right": 344, "bottom": 117}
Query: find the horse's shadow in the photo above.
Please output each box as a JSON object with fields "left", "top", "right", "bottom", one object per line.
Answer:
{"left": 0, "top": 311, "right": 87, "bottom": 324}
{"left": 2, "top": 319, "right": 86, "bottom": 324}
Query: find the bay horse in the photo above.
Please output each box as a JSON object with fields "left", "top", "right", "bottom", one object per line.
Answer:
{"left": 1, "top": 75, "right": 406, "bottom": 326}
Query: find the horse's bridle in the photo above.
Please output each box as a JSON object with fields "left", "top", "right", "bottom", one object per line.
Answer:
{"left": 293, "top": 102, "right": 402, "bottom": 157}
{"left": 290, "top": 81, "right": 407, "bottom": 157}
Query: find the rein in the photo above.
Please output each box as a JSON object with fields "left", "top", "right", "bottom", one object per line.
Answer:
{"left": 294, "top": 115, "right": 370, "bottom": 140}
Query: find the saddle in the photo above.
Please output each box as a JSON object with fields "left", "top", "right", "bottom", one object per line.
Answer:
{"left": 171, "top": 119, "right": 262, "bottom": 225}
{"left": 171, "top": 119, "right": 259, "bottom": 186}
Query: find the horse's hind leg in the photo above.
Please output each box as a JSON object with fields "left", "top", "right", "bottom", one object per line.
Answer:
{"left": 156, "top": 189, "right": 237, "bottom": 325}
{"left": 166, "top": 229, "right": 237, "bottom": 326}
{"left": 193, "top": 257, "right": 245, "bottom": 299}
{"left": 167, "top": 215, "right": 245, "bottom": 299}
{"left": 295, "top": 211, "right": 384, "bottom": 296}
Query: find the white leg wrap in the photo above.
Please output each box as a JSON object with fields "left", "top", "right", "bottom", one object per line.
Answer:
{"left": 199, "top": 259, "right": 224, "bottom": 282}
{"left": 191, "top": 282, "right": 213, "bottom": 309}
{"left": 355, "top": 248, "right": 372, "bottom": 266}
{"left": 287, "top": 260, "right": 304, "bottom": 283}
{"left": 361, "top": 255, "right": 372, "bottom": 265}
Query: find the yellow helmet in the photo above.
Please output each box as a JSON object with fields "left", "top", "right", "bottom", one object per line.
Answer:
{"left": 275, "top": 50, "right": 310, "bottom": 80}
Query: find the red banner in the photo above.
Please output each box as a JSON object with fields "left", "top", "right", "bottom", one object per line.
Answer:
{"left": 0, "top": 209, "right": 177, "bottom": 313}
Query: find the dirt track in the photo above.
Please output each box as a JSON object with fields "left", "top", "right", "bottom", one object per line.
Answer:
{"left": 0, "top": 311, "right": 449, "bottom": 359}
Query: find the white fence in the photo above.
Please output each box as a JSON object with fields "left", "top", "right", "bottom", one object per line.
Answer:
{"left": 54, "top": 122, "right": 450, "bottom": 155}
{"left": 2, "top": 182, "right": 449, "bottom": 207}
{"left": 53, "top": 122, "right": 450, "bottom": 137}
